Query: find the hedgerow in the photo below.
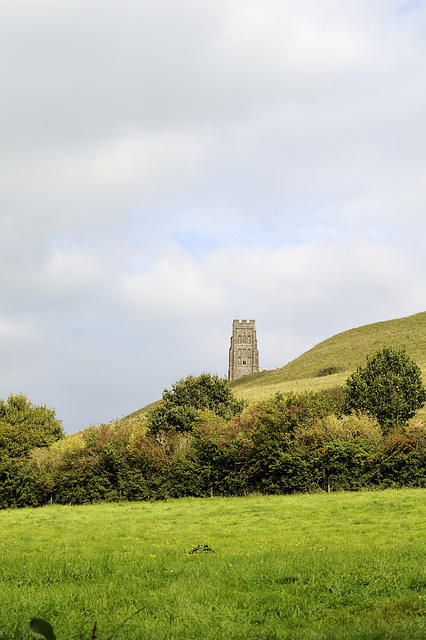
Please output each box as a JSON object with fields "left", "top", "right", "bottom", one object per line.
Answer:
{"left": 0, "top": 392, "right": 425, "bottom": 509}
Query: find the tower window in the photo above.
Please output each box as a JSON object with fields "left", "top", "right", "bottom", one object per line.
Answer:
{"left": 243, "top": 360, "right": 247, "bottom": 365}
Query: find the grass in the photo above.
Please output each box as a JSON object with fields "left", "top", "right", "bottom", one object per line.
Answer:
{"left": 0, "top": 490, "right": 425, "bottom": 639}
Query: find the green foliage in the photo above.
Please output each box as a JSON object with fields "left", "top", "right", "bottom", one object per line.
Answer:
{"left": 373, "top": 427, "right": 426, "bottom": 488}
{"left": 318, "top": 386, "right": 346, "bottom": 413}
{"left": 242, "top": 391, "right": 336, "bottom": 439}
{"left": 0, "top": 457, "right": 49, "bottom": 508}
{"left": 343, "top": 346, "right": 426, "bottom": 430}
{"left": 234, "top": 392, "right": 336, "bottom": 494}
{"left": 147, "top": 373, "right": 245, "bottom": 433}
{"left": 296, "top": 413, "right": 383, "bottom": 447}
{"left": 0, "top": 388, "right": 425, "bottom": 509}
{"left": 0, "top": 394, "right": 64, "bottom": 459}
{"left": 312, "top": 438, "right": 377, "bottom": 492}
{"left": 191, "top": 410, "right": 249, "bottom": 496}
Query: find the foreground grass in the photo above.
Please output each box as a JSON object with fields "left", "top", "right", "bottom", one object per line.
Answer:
{"left": 0, "top": 490, "right": 425, "bottom": 639}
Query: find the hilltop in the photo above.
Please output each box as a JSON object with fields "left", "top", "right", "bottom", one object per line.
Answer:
{"left": 230, "top": 311, "right": 426, "bottom": 404}
{"left": 132, "top": 311, "right": 426, "bottom": 414}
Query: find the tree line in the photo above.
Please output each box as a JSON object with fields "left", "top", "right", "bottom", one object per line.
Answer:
{"left": 1, "top": 347, "right": 425, "bottom": 508}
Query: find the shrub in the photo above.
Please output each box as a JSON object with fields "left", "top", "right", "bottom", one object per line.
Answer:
{"left": 296, "top": 413, "right": 383, "bottom": 447}
{"left": 147, "top": 373, "right": 245, "bottom": 433}
{"left": 0, "top": 457, "right": 47, "bottom": 508}
{"left": 295, "top": 414, "right": 381, "bottom": 492}
{"left": 343, "top": 346, "right": 426, "bottom": 430}
{"left": 237, "top": 392, "right": 336, "bottom": 493}
{"left": 192, "top": 410, "right": 249, "bottom": 496}
{"left": 318, "top": 386, "right": 345, "bottom": 414}
{"left": 373, "top": 427, "right": 426, "bottom": 488}
{"left": 311, "top": 438, "right": 377, "bottom": 492}
{"left": 0, "top": 393, "right": 64, "bottom": 459}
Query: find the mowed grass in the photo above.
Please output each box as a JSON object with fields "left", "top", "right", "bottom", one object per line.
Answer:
{"left": 0, "top": 490, "right": 425, "bottom": 639}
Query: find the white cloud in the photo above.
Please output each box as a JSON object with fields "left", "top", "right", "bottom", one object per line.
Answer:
{"left": 0, "top": 318, "right": 40, "bottom": 355}
{"left": 1, "top": 0, "right": 426, "bottom": 431}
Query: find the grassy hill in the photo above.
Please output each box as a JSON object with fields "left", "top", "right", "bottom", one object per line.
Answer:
{"left": 131, "top": 311, "right": 426, "bottom": 415}
{"left": 230, "top": 311, "right": 426, "bottom": 404}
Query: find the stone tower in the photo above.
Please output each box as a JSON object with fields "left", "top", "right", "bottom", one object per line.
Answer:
{"left": 228, "top": 319, "right": 259, "bottom": 381}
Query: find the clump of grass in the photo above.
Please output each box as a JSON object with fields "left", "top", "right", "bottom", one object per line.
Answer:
{"left": 316, "top": 366, "right": 342, "bottom": 377}
{"left": 186, "top": 544, "right": 215, "bottom": 555}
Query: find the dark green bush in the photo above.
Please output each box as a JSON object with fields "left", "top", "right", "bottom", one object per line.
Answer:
{"left": 344, "top": 346, "right": 426, "bottom": 430}
{"left": 316, "top": 366, "right": 342, "bottom": 377}
{"left": 310, "top": 438, "right": 376, "bottom": 492}
{"left": 147, "top": 373, "right": 245, "bottom": 434}
{"left": 235, "top": 392, "right": 336, "bottom": 494}
{"left": 373, "top": 427, "right": 426, "bottom": 488}
{"left": 192, "top": 410, "right": 250, "bottom": 496}
{"left": 0, "top": 393, "right": 64, "bottom": 459}
{"left": 0, "top": 458, "right": 47, "bottom": 508}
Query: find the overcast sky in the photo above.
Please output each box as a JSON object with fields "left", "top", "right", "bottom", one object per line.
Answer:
{"left": 1, "top": 0, "right": 426, "bottom": 433}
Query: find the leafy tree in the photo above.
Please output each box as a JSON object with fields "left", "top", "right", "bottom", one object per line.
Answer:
{"left": 0, "top": 393, "right": 64, "bottom": 459}
{"left": 147, "top": 373, "right": 245, "bottom": 433}
{"left": 343, "top": 346, "right": 426, "bottom": 430}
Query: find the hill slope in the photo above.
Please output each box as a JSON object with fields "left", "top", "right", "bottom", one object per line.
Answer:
{"left": 230, "top": 311, "right": 426, "bottom": 403}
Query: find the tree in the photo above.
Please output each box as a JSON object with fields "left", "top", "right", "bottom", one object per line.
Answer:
{"left": 147, "top": 373, "right": 245, "bottom": 434}
{"left": 0, "top": 393, "right": 64, "bottom": 459}
{"left": 343, "top": 346, "right": 426, "bottom": 430}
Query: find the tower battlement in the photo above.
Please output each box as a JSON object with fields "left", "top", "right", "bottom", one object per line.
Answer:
{"left": 233, "top": 319, "right": 256, "bottom": 326}
{"left": 228, "top": 319, "right": 259, "bottom": 381}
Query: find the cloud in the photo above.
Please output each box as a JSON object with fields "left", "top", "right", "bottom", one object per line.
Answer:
{"left": 0, "top": 0, "right": 426, "bottom": 431}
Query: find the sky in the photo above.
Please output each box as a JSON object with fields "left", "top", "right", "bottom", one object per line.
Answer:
{"left": 1, "top": 0, "right": 426, "bottom": 433}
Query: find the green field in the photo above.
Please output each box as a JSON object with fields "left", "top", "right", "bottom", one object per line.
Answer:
{"left": 1, "top": 489, "right": 425, "bottom": 639}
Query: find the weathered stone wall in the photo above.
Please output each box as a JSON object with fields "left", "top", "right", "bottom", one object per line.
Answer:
{"left": 228, "top": 319, "right": 259, "bottom": 381}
